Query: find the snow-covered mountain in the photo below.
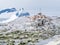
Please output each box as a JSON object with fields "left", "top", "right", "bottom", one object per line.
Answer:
{"left": 0, "top": 12, "right": 58, "bottom": 31}
{"left": 0, "top": 8, "right": 30, "bottom": 23}
{"left": 0, "top": 8, "right": 16, "bottom": 14}
{"left": 0, "top": 12, "right": 60, "bottom": 45}
{"left": 0, "top": 8, "right": 60, "bottom": 45}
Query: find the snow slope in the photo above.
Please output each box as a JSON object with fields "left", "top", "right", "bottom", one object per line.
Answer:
{"left": 0, "top": 8, "right": 30, "bottom": 23}
{"left": 0, "top": 12, "right": 18, "bottom": 23}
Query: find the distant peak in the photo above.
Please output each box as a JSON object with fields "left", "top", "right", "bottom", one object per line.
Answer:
{"left": 0, "top": 8, "right": 16, "bottom": 14}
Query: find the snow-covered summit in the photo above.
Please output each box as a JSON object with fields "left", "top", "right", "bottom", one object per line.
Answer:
{"left": 0, "top": 8, "right": 16, "bottom": 14}
{"left": 0, "top": 8, "right": 30, "bottom": 23}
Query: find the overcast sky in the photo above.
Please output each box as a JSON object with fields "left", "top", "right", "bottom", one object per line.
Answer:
{"left": 0, "top": 0, "right": 60, "bottom": 16}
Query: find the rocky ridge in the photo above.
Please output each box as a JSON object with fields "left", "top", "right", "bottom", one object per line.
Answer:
{"left": 0, "top": 13, "right": 60, "bottom": 45}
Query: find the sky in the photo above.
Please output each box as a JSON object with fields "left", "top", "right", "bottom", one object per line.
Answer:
{"left": 0, "top": 0, "right": 60, "bottom": 16}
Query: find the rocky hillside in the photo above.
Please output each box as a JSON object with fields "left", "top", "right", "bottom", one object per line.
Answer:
{"left": 0, "top": 13, "right": 60, "bottom": 45}
{"left": 0, "top": 13, "right": 55, "bottom": 31}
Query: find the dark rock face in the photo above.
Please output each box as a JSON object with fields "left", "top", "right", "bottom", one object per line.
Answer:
{"left": 0, "top": 8, "right": 16, "bottom": 14}
{"left": 37, "top": 19, "right": 48, "bottom": 26}
{"left": 16, "top": 11, "right": 30, "bottom": 17}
